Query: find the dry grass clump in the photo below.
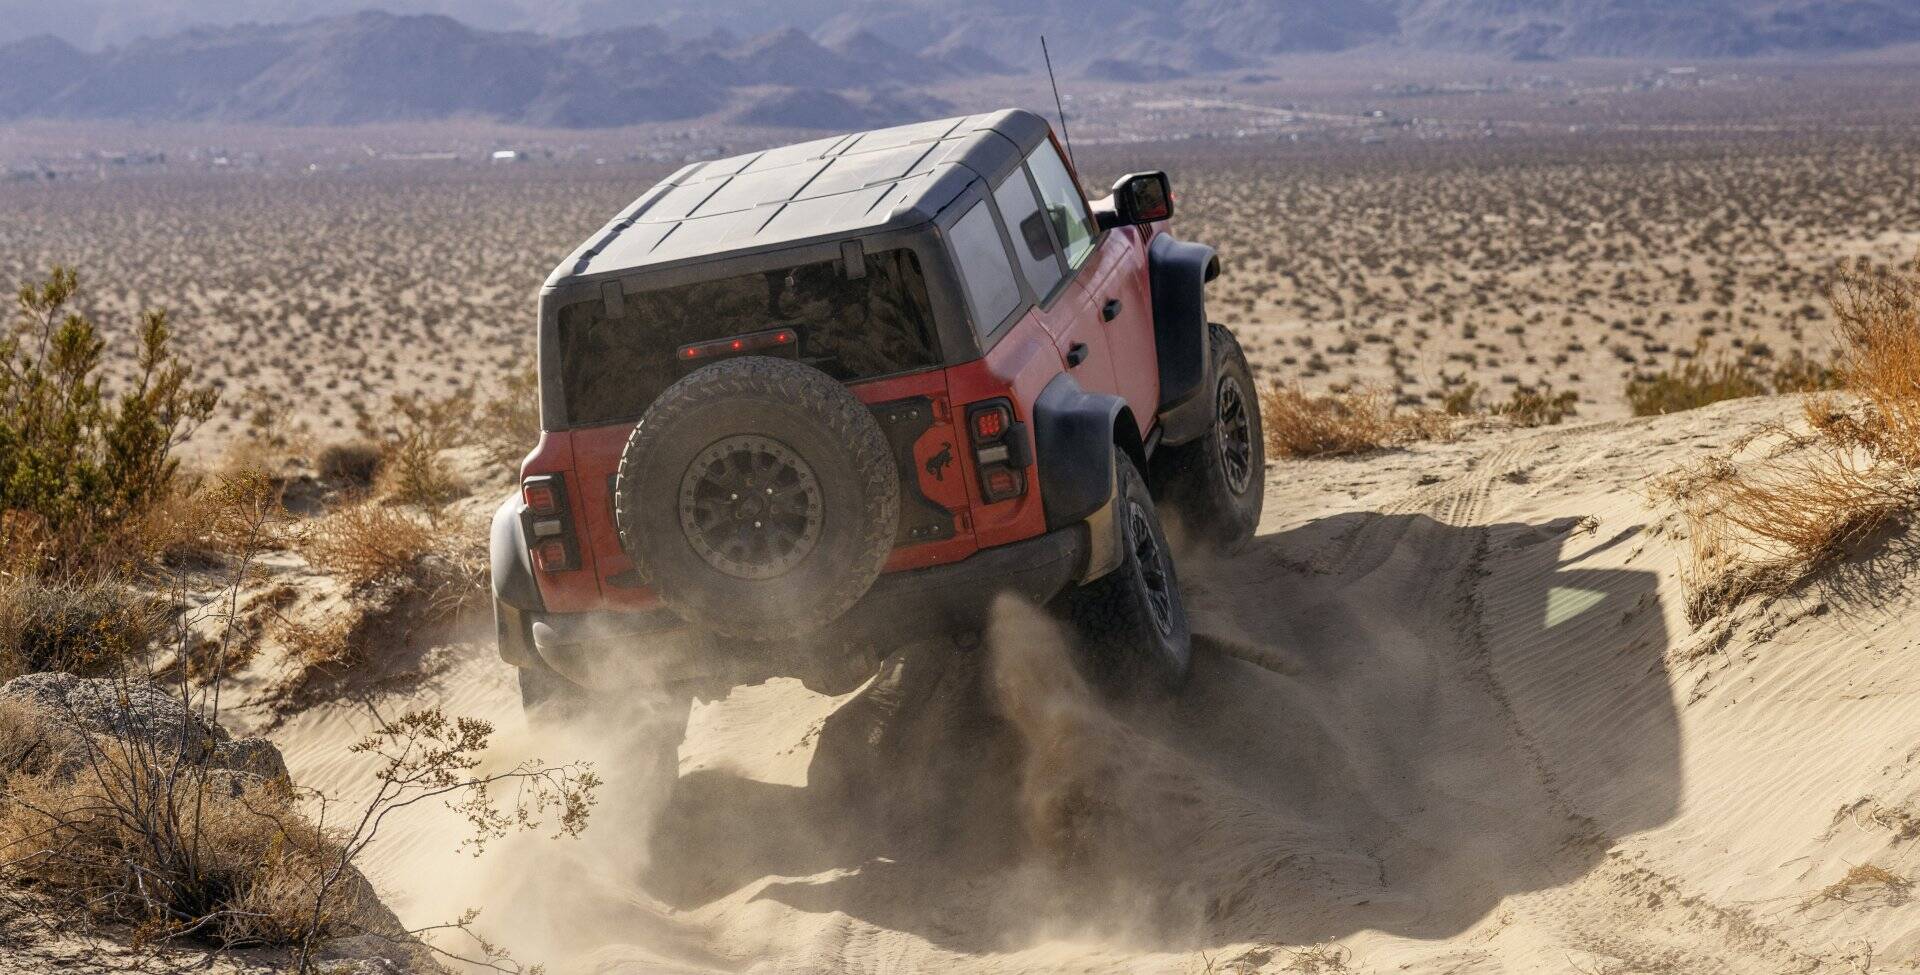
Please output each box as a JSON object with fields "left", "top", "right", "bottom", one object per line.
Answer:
{"left": 1261, "top": 384, "right": 1447, "bottom": 458}
{"left": 1667, "top": 257, "right": 1920, "bottom": 623}
{"left": 315, "top": 440, "right": 383, "bottom": 491}
{"left": 288, "top": 502, "right": 485, "bottom": 681}
{"left": 0, "top": 578, "right": 171, "bottom": 680}
{"left": 1804, "top": 863, "right": 1913, "bottom": 908}
{"left": 300, "top": 504, "right": 438, "bottom": 588}
{"left": 1828, "top": 258, "right": 1920, "bottom": 464}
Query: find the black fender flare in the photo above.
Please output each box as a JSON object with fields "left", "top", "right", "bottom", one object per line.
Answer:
{"left": 1148, "top": 233, "right": 1220, "bottom": 446}
{"left": 489, "top": 493, "right": 543, "bottom": 667}
{"left": 1033, "top": 371, "right": 1129, "bottom": 532}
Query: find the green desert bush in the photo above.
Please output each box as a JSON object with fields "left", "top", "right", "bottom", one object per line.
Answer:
{"left": 0, "top": 268, "right": 217, "bottom": 576}
{"left": 1628, "top": 342, "right": 1842, "bottom": 417}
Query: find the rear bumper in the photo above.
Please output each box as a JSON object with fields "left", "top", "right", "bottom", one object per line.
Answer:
{"left": 510, "top": 523, "right": 1091, "bottom": 679}
{"left": 852, "top": 522, "right": 1089, "bottom": 630}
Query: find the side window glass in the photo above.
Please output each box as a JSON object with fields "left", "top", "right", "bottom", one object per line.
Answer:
{"left": 992, "top": 169, "right": 1065, "bottom": 300}
{"left": 1026, "top": 144, "right": 1097, "bottom": 270}
{"left": 948, "top": 200, "right": 1020, "bottom": 338}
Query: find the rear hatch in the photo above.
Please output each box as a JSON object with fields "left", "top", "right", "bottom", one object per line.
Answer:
{"left": 531, "top": 245, "right": 977, "bottom": 611}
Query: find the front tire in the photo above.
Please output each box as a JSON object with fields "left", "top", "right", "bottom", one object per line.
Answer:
{"left": 1153, "top": 323, "right": 1265, "bottom": 554}
{"left": 1065, "top": 449, "right": 1192, "bottom": 695}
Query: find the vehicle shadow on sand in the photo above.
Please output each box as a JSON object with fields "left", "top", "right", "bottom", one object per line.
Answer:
{"left": 642, "top": 508, "right": 1681, "bottom": 956}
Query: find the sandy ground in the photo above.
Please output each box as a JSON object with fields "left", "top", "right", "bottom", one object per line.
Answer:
{"left": 219, "top": 394, "right": 1920, "bottom": 974}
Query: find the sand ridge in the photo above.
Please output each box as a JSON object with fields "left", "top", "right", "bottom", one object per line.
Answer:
{"left": 237, "top": 394, "right": 1919, "bottom": 973}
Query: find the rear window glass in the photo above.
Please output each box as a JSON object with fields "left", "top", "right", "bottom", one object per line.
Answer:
{"left": 556, "top": 248, "right": 939, "bottom": 427}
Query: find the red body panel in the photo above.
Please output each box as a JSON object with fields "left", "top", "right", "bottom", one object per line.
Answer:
{"left": 521, "top": 308, "right": 1069, "bottom": 613}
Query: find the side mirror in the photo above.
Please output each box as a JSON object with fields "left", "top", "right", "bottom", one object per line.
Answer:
{"left": 1111, "top": 171, "right": 1173, "bottom": 225}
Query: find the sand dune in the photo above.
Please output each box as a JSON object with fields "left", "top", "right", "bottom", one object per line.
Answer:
{"left": 261, "top": 394, "right": 1920, "bottom": 973}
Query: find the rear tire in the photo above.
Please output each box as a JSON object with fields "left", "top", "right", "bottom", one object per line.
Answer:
{"left": 1065, "top": 449, "right": 1192, "bottom": 695}
{"left": 1153, "top": 323, "right": 1264, "bottom": 554}
{"left": 516, "top": 664, "right": 687, "bottom": 797}
{"left": 516, "top": 664, "right": 590, "bottom": 723}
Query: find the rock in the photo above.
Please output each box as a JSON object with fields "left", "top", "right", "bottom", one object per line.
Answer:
{"left": 0, "top": 673, "right": 287, "bottom": 780}
{"left": 315, "top": 932, "right": 443, "bottom": 974}
{"left": 218, "top": 734, "right": 290, "bottom": 781}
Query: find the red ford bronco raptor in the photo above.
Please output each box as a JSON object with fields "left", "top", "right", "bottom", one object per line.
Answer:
{"left": 491, "top": 109, "right": 1263, "bottom": 711}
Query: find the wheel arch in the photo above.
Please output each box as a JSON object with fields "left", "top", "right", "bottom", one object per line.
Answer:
{"left": 1032, "top": 371, "right": 1128, "bottom": 533}
{"left": 1148, "top": 233, "right": 1220, "bottom": 446}
{"left": 490, "top": 492, "right": 544, "bottom": 668}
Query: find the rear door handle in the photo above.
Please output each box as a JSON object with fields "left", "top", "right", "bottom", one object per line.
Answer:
{"left": 1101, "top": 298, "right": 1122, "bottom": 322}
{"left": 1066, "top": 342, "right": 1089, "bottom": 367}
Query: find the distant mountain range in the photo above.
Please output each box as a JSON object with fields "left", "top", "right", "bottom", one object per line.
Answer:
{"left": 4, "top": 1, "right": 1919, "bottom": 128}
{"left": 0, "top": 13, "right": 996, "bottom": 127}
{"left": 10, "top": 0, "right": 1920, "bottom": 62}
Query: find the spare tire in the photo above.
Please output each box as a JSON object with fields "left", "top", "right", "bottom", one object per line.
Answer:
{"left": 614, "top": 356, "right": 899, "bottom": 640}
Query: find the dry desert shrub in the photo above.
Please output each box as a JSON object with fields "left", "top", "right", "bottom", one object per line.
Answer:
{"left": 373, "top": 390, "right": 473, "bottom": 508}
{"left": 480, "top": 370, "right": 540, "bottom": 472}
{"left": 1828, "top": 257, "right": 1920, "bottom": 464}
{"left": 289, "top": 502, "right": 485, "bottom": 680}
{"left": 0, "top": 578, "right": 170, "bottom": 679}
{"left": 1261, "top": 384, "right": 1447, "bottom": 458}
{"left": 0, "top": 690, "right": 596, "bottom": 970}
{"left": 1667, "top": 256, "right": 1920, "bottom": 622}
{"left": 300, "top": 503, "right": 437, "bottom": 588}
{"left": 315, "top": 440, "right": 383, "bottom": 490}
{"left": 0, "top": 695, "right": 363, "bottom": 949}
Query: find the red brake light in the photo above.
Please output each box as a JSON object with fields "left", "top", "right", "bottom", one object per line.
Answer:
{"left": 523, "top": 480, "right": 560, "bottom": 515}
{"left": 678, "top": 328, "right": 797, "bottom": 362}
{"left": 972, "top": 406, "right": 1009, "bottom": 442}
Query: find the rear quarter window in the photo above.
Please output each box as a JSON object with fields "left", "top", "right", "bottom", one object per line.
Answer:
{"left": 948, "top": 200, "right": 1021, "bottom": 340}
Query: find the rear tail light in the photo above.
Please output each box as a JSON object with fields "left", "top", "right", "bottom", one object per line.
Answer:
{"left": 532, "top": 538, "right": 577, "bottom": 573}
{"left": 521, "top": 474, "right": 579, "bottom": 572}
{"left": 967, "top": 398, "right": 1030, "bottom": 504}
{"left": 523, "top": 479, "right": 560, "bottom": 515}
{"left": 972, "top": 404, "right": 1009, "bottom": 440}
{"left": 677, "top": 327, "right": 797, "bottom": 362}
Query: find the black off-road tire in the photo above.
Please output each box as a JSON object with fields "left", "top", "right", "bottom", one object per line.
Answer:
{"left": 1065, "top": 449, "right": 1192, "bottom": 695}
{"left": 517, "top": 663, "right": 589, "bottom": 720}
{"left": 1153, "top": 323, "right": 1264, "bottom": 554}
{"left": 517, "top": 665, "right": 688, "bottom": 797}
{"left": 614, "top": 356, "right": 899, "bottom": 640}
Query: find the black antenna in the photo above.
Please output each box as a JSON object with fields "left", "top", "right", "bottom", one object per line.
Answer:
{"left": 1040, "top": 35, "right": 1076, "bottom": 171}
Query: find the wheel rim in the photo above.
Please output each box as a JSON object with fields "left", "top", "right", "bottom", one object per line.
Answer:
{"left": 1216, "top": 373, "right": 1255, "bottom": 496}
{"left": 678, "top": 435, "right": 824, "bottom": 580}
{"left": 1128, "top": 500, "right": 1176, "bottom": 636}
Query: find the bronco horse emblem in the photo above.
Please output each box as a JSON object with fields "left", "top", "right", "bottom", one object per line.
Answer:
{"left": 925, "top": 442, "right": 953, "bottom": 481}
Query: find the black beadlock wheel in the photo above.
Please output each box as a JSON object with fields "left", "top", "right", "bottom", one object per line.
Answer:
{"left": 614, "top": 356, "right": 899, "bottom": 640}
{"left": 1152, "top": 323, "right": 1265, "bottom": 554}
{"left": 1065, "top": 449, "right": 1192, "bottom": 695}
